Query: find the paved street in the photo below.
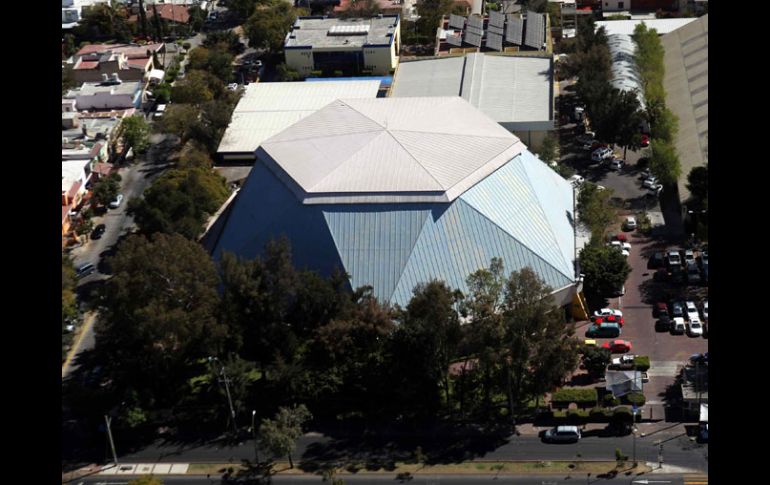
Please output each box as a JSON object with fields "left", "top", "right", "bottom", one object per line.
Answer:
{"left": 77, "top": 474, "right": 707, "bottom": 485}
{"left": 63, "top": 133, "right": 175, "bottom": 380}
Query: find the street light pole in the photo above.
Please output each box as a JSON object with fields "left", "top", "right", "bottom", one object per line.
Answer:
{"left": 252, "top": 409, "right": 260, "bottom": 464}
{"left": 104, "top": 415, "right": 118, "bottom": 467}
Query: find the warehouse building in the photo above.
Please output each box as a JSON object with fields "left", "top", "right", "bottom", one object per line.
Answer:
{"left": 213, "top": 97, "right": 578, "bottom": 308}
{"left": 391, "top": 53, "right": 554, "bottom": 148}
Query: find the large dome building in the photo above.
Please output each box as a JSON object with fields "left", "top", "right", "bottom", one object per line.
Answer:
{"left": 213, "top": 97, "right": 578, "bottom": 307}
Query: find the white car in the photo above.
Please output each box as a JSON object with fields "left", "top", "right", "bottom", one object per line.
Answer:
{"left": 624, "top": 216, "right": 637, "bottom": 231}
{"left": 568, "top": 174, "right": 585, "bottom": 187}
{"left": 702, "top": 300, "right": 708, "bottom": 321}
{"left": 687, "top": 318, "right": 704, "bottom": 337}
{"left": 672, "top": 317, "right": 686, "bottom": 334}
{"left": 685, "top": 301, "right": 699, "bottom": 321}
{"left": 609, "top": 158, "right": 624, "bottom": 170}
{"left": 647, "top": 184, "right": 663, "bottom": 196}
{"left": 593, "top": 308, "right": 623, "bottom": 319}
{"left": 609, "top": 241, "right": 630, "bottom": 257}
{"left": 109, "top": 193, "right": 124, "bottom": 209}
{"left": 591, "top": 147, "right": 613, "bottom": 162}
{"left": 642, "top": 176, "right": 658, "bottom": 188}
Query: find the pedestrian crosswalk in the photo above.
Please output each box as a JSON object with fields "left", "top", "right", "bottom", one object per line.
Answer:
{"left": 684, "top": 474, "right": 708, "bottom": 484}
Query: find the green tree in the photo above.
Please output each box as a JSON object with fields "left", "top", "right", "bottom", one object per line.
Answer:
{"left": 128, "top": 167, "right": 229, "bottom": 239}
{"left": 579, "top": 243, "right": 631, "bottom": 308}
{"left": 62, "top": 255, "right": 78, "bottom": 359}
{"left": 415, "top": 0, "right": 456, "bottom": 39}
{"left": 187, "top": 5, "right": 206, "bottom": 32}
{"left": 151, "top": 4, "right": 166, "bottom": 41}
{"left": 74, "top": 2, "right": 132, "bottom": 42}
{"left": 647, "top": 104, "right": 678, "bottom": 144}
{"left": 121, "top": 116, "right": 151, "bottom": 154}
{"left": 590, "top": 88, "right": 644, "bottom": 154}
{"left": 97, "top": 233, "right": 227, "bottom": 407}
{"left": 92, "top": 173, "right": 123, "bottom": 207}
{"left": 686, "top": 164, "right": 708, "bottom": 210}
{"left": 390, "top": 281, "right": 462, "bottom": 418}
{"left": 577, "top": 182, "right": 616, "bottom": 240}
{"left": 500, "top": 267, "right": 580, "bottom": 425}
{"left": 231, "top": 0, "right": 261, "bottom": 21}
{"left": 138, "top": 0, "right": 149, "bottom": 39}
{"left": 62, "top": 34, "right": 77, "bottom": 59}
{"left": 188, "top": 99, "right": 238, "bottom": 154}
{"left": 171, "top": 70, "right": 224, "bottom": 104}
{"left": 187, "top": 47, "right": 235, "bottom": 83}
{"left": 535, "top": 133, "right": 558, "bottom": 163}
{"left": 204, "top": 30, "right": 245, "bottom": 55}
{"left": 128, "top": 475, "right": 163, "bottom": 485}
{"left": 582, "top": 346, "right": 611, "bottom": 378}
{"left": 155, "top": 103, "right": 200, "bottom": 139}
{"left": 338, "top": 0, "right": 382, "bottom": 18}
{"left": 648, "top": 139, "right": 681, "bottom": 185}
{"left": 258, "top": 404, "right": 312, "bottom": 468}
{"left": 245, "top": 3, "right": 304, "bottom": 54}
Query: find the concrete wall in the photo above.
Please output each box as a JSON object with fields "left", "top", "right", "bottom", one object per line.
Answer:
{"left": 602, "top": 0, "right": 628, "bottom": 11}
{"left": 285, "top": 48, "right": 314, "bottom": 75}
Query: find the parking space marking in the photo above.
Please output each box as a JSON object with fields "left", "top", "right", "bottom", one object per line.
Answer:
{"left": 648, "top": 361, "right": 682, "bottom": 377}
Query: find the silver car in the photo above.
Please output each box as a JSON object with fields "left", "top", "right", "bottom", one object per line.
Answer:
{"left": 544, "top": 426, "right": 581, "bottom": 443}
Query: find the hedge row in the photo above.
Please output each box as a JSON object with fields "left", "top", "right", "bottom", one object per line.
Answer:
{"left": 547, "top": 406, "right": 638, "bottom": 424}
{"left": 551, "top": 388, "right": 598, "bottom": 406}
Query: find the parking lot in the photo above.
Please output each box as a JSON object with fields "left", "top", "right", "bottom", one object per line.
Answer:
{"left": 557, "top": 84, "right": 707, "bottom": 419}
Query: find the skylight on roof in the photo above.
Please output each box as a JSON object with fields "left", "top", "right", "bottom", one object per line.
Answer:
{"left": 328, "top": 25, "right": 371, "bottom": 36}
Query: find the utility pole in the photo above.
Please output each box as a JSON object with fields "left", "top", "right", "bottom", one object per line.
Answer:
{"left": 252, "top": 410, "right": 260, "bottom": 464}
{"left": 104, "top": 415, "right": 118, "bottom": 467}
{"left": 210, "top": 357, "right": 238, "bottom": 435}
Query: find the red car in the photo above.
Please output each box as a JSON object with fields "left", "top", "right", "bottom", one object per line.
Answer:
{"left": 603, "top": 314, "right": 625, "bottom": 327}
{"left": 602, "top": 339, "right": 632, "bottom": 353}
{"left": 641, "top": 134, "right": 650, "bottom": 147}
{"left": 654, "top": 302, "right": 669, "bottom": 318}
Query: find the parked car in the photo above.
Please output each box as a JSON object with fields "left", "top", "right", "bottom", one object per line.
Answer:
{"left": 683, "top": 249, "right": 695, "bottom": 264}
{"left": 109, "top": 193, "right": 124, "bottom": 209}
{"left": 648, "top": 252, "right": 664, "bottom": 269}
{"left": 642, "top": 176, "right": 658, "bottom": 188}
{"left": 654, "top": 302, "right": 669, "bottom": 318}
{"left": 671, "top": 317, "right": 686, "bottom": 334}
{"left": 702, "top": 300, "right": 708, "bottom": 321}
{"left": 544, "top": 426, "right": 581, "bottom": 443}
{"left": 609, "top": 241, "right": 630, "bottom": 257}
{"left": 593, "top": 308, "right": 623, "bottom": 319}
{"left": 602, "top": 339, "right": 632, "bottom": 353}
{"left": 686, "top": 261, "right": 701, "bottom": 284}
{"left": 91, "top": 223, "right": 106, "bottom": 240}
{"left": 640, "top": 133, "right": 650, "bottom": 147}
{"left": 647, "top": 184, "right": 663, "bottom": 196}
{"left": 669, "top": 265, "right": 685, "bottom": 284}
{"left": 568, "top": 174, "right": 585, "bottom": 187}
{"left": 655, "top": 315, "right": 672, "bottom": 332}
{"left": 595, "top": 315, "right": 625, "bottom": 327}
{"left": 685, "top": 301, "right": 699, "bottom": 321}
{"left": 585, "top": 322, "right": 621, "bottom": 338}
{"left": 670, "top": 301, "right": 684, "bottom": 318}
{"left": 698, "top": 423, "right": 708, "bottom": 443}
{"left": 609, "top": 158, "right": 625, "bottom": 170}
{"left": 591, "top": 147, "right": 613, "bottom": 162}
{"left": 687, "top": 318, "right": 704, "bottom": 337}
{"left": 639, "top": 168, "right": 652, "bottom": 180}
{"left": 667, "top": 251, "right": 682, "bottom": 267}
{"left": 613, "top": 284, "right": 625, "bottom": 297}
{"left": 227, "top": 83, "right": 239, "bottom": 91}
{"left": 611, "top": 233, "right": 628, "bottom": 243}
{"left": 623, "top": 216, "right": 637, "bottom": 231}
{"left": 76, "top": 262, "right": 95, "bottom": 278}
{"left": 576, "top": 132, "right": 596, "bottom": 148}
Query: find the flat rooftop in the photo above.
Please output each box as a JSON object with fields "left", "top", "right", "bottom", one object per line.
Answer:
{"left": 67, "top": 81, "right": 142, "bottom": 97}
{"left": 285, "top": 15, "right": 399, "bottom": 49}
{"left": 392, "top": 54, "right": 553, "bottom": 129}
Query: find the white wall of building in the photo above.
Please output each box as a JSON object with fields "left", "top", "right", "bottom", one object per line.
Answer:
{"left": 603, "top": 0, "right": 630, "bottom": 12}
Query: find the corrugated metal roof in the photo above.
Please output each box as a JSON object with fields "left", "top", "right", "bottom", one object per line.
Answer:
{"left": 524, "top": 11, "right": 545, "bottom": 49}
{"left": 662, "top": 15, "right": 708, "bottom": 201}
{"left": 214, "top": 149, "right": 576, "bottom": 306}
{"left": 218, "top": 81, "right": 380, "bottom": 155}
{"left": 393, "top": 54, "right": 553, "bottom": 125}
{"left": 596, "top": 18, "right": 698, "bottom": 37}
{"left": 607, "top": 34, "right": 645, "bottom": 109}
{"left": 259, "top": 97, "right": 525, "bottom": 204}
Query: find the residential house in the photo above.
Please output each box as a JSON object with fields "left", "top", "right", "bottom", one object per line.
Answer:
{"left": 67, "top": 43, "right": 165, "bottom": 84}
{"left": 64, "top": 80, "right": 144, "bottom": 111}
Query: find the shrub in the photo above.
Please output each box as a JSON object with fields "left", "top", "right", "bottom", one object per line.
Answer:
{"left": 182, "top": 42, "right": 191, "bottom": 50}
{"left": 625, "top": 392, "right": 646, "bottom": 407}
{"left": 615, "top": 448, "right": 627, "bottom": 462}
{"left": 634, "top": 356, "right": 651, "bottom": 371}
{"left": 603, "top": 394, "right": 620, "bottom": 407}
{"left": 590, "top": 407, "right": 610, "bottom": 422}
{"left": 551, "top": 388, "right": 598, "bottom": 408}
{"left": 567, "top": 409, "right": 589, "bottom": 423}
{"left": 334, "top": 70, "right": 344, "bottom": 77}
{"left": 310, "top": 70, "right": 323, "bottom": 77}
{"left": 612, "top": 406, "right": 633, "bottom": 422}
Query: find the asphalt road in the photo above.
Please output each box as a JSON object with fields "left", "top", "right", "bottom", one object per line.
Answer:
{"left": 76, "top": 473, "right": 704, "bottom": 484}
{"left": 63, "top": 133, "right": 174, "bottom": 379}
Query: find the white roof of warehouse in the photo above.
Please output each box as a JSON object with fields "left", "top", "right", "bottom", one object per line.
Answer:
{"left": 257, "top": 97, "right": 526, "bottom": 205}
{"left": 661, "top": 15, "right": 708, "bottom": 201}
{"left": 217, "top": 81, "right": 380, "bottom": 155}
{"left": 392, "top": 54, "right": 553, "bottom": 129}
{"left": 596, "top": 18, "right": 698, "bottom": 37}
